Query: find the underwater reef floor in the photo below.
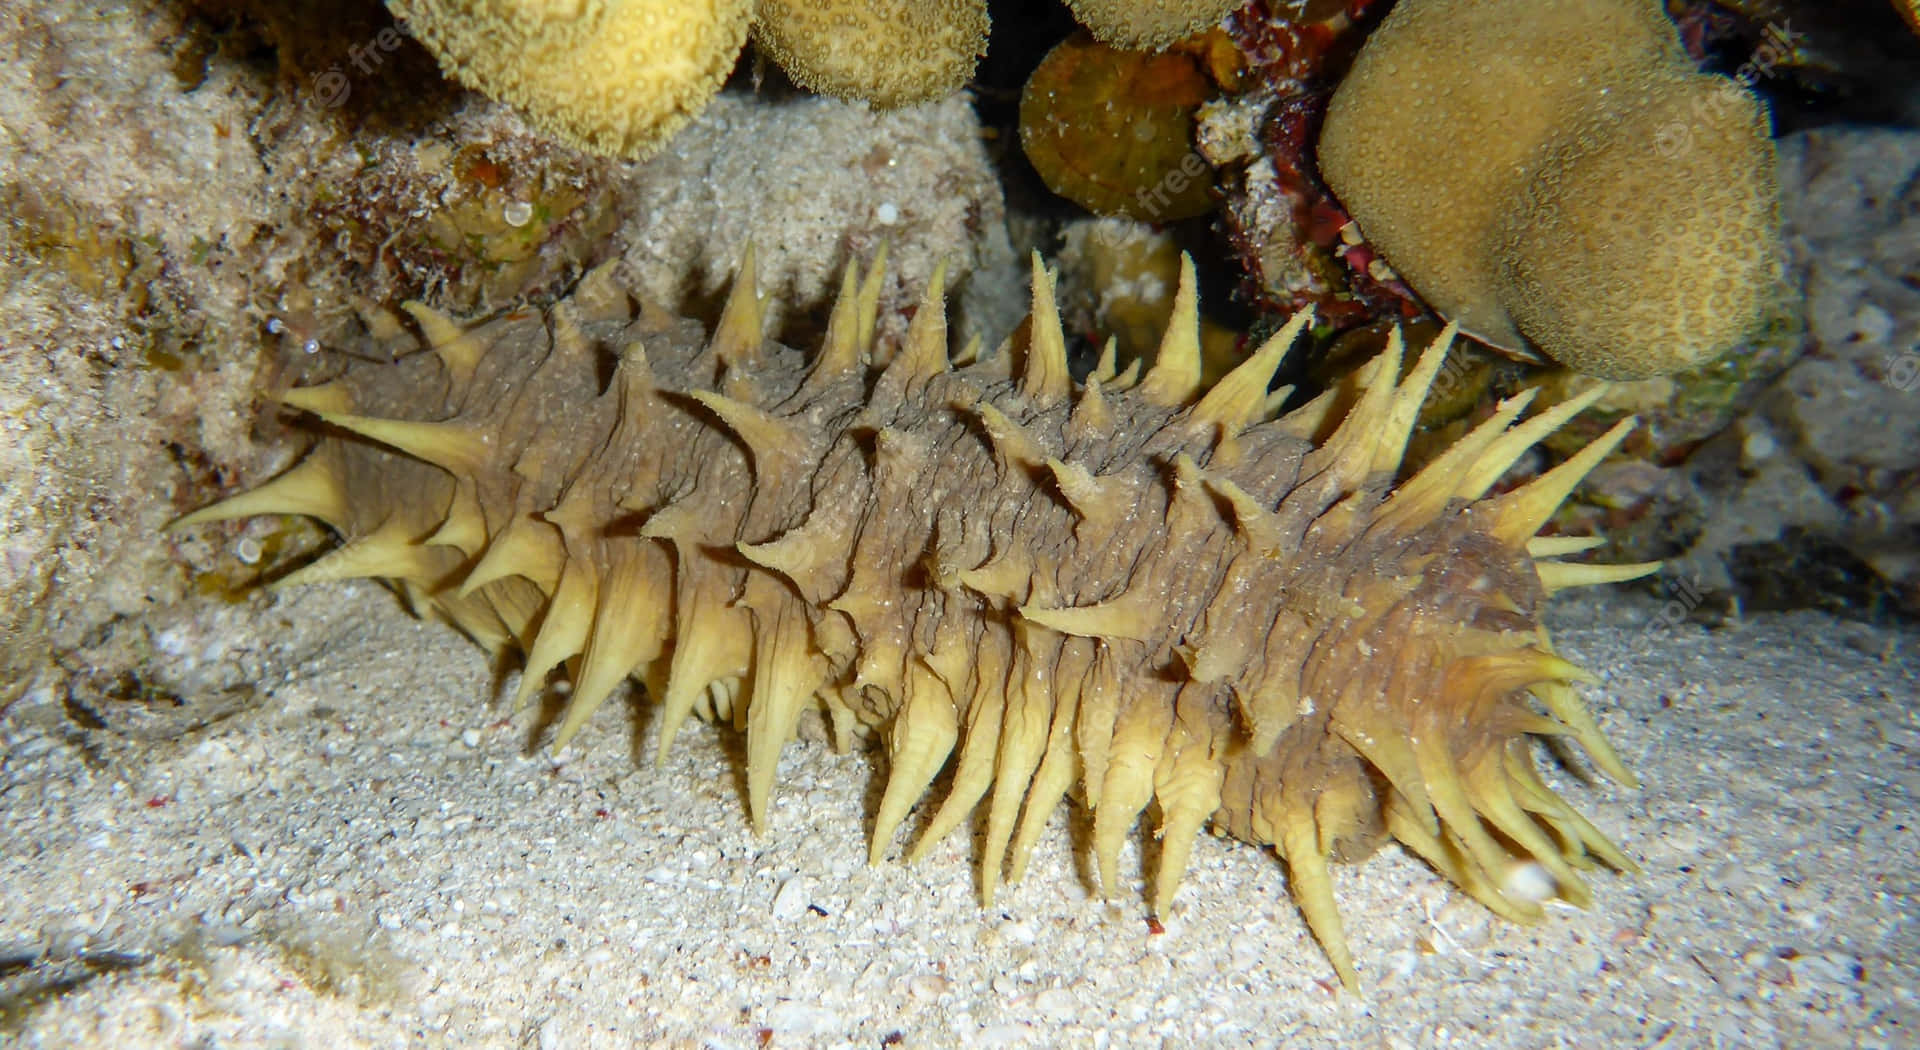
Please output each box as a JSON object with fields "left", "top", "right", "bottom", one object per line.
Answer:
{"left": 0, "top": 584, "right": 1913, "bottom": 1048}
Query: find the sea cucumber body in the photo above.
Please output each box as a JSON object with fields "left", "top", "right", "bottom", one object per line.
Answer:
{"left": 192, "top": 256, "right": 1645, "bottom": 985}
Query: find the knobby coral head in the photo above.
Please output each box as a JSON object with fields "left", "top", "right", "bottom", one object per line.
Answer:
{"left": 753, "top": 0, "right": 990, "bottom": 108}
{"left": 1066, "top": 0, "right": 1247, "bottom": 51}
{"left": 392, "top": 0, "right": 989, "bottom": 156}
{"left": 1317, "top": 0, "right": 1781, "bottom": 379}
{"left": 393, "top": 0, "right": 1267, "bottom": 158}
{"left": 392, "top": 0, "right": 755, "bottom": 157}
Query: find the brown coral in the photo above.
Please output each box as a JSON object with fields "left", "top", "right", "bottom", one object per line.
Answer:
{"left": 1317, "top": 0, "right": 1781, "bottom": 379}
{"left": 1019, "top": 33, "right": 1220, "bottom": 221}
{"left": 183, "top": 253, "right": 1654, "bottom": 987}
{"left": 392, "top": 0, "right": 754, "bottom": 157}
{"left": 752, "top": 0, "right": 989, "bottom": 107}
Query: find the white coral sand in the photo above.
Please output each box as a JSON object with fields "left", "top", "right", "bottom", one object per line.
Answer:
{"left": 0, "top": 583, "right": 1913, "bottom": 1047}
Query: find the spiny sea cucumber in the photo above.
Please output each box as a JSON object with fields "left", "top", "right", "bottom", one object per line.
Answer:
{"left": 180, "top": 251, "right": 1655, "bottom": 987}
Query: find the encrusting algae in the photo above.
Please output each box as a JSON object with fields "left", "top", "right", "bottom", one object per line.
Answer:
{"left": 180, "top": 253, "right": 1657, "bottom": 988}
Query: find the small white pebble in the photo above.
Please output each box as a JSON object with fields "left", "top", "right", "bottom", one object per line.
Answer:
{"left": 1385, "top": 949, "right": 1420, "bottom": 978}
{"left": 502, "top": 200, "right": 534, "bottom": 227}
{"left": 1033, "top": 987, "right": 1077, "bottom": 1022}
{"left": 771, "top": 877, "right": 809, "bottom": 921}
{"left": 908, "top": 974, "right": 949, "bottom": 1001}
{"left": 977, "top": 1023, "right": 1029, "bottom": 1048}
{"left": 1502, "top": 861, "right": 1557, "bottom": 905}
{"left": 1850, "top": 302, "right": 1894, "bottom": 343}
{"left": 1742, "top": 428, "right": 1778, "bottom": 462}
{"left": 765, "top": 1002, "right": 836, "bottom": 1034}
{"left": 874, "top": 201, "right": 899, "bottom": 225}
{"left": 460, "top": 728, "right": 481, "bottom": 748}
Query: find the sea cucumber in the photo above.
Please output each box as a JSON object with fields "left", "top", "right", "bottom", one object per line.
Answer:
{"left": 180, "top": 251, "right": 1654, "bottom": 986}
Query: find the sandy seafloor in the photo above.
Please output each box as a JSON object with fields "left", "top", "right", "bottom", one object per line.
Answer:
{"left": 0, "top": 581, "right": 1914, "bottom": 1049}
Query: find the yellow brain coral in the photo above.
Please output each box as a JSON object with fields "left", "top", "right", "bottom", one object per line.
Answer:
{"left": 1496, "top": 75, "right": 1781, "bottom": 379}
{"left": 393, "top": 0, "right": 754, "bottom": 158}
{"left": 396, "top": 0, "right": 1252, "bottom": 158}
{"left": 1317, "top": 0, "right": 1781, "bottom": 380}
{"left": 753, "top": 0, "right": 990, "bottom": 107}
{"left": 1065, "top": 0, "right": 1243, "bottom": 51}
